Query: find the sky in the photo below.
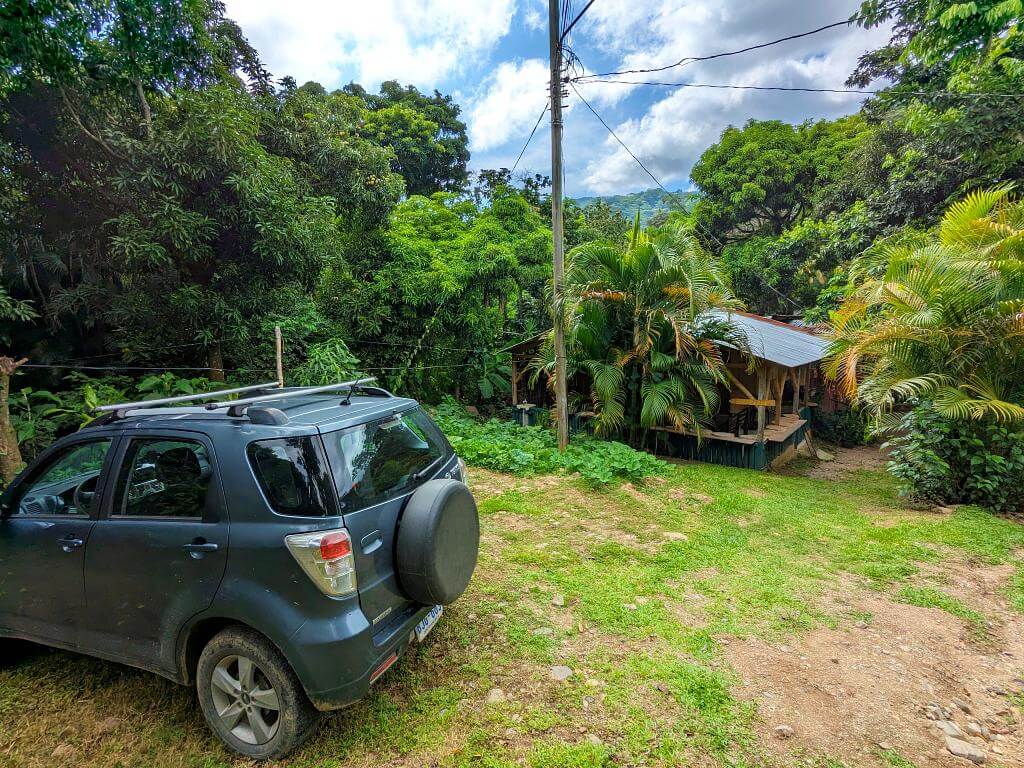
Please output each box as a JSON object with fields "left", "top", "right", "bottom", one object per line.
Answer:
{"left": 222, "top": 0, "right": 893, "bottom": 197}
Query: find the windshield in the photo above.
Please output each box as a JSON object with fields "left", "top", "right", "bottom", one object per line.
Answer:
{"left": 324, "top": 408, "right": 451, "bottom": 511}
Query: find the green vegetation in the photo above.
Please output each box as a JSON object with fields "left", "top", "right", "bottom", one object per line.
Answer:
{"left": 825, "top": 188, "right": 1024, "bottom": 513}
{"left": 554, "top": 219, "right": 744, "bottom": 441}
{"left": 687, "top": 1, "right": 1024, "bottom": 318}
{"left": 433, "top": 399, "right": 666, "bottom": 486}
{"left": 3, "top": 456, "right": 1023, "bottom": 767}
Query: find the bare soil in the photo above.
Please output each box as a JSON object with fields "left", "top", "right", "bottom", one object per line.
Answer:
{"left": 726, "top": 571, "right": 1024, "bottom": 768}
{"left": 797, "top": 444, "right": 888, "bottom": 481}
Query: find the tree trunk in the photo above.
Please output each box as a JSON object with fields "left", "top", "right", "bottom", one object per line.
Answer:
{"left": 135, "top": 78, "right": 153, "bottom": 139}
{"left": 207, "top": 342, "right": 225, "bottom": 383}
{"left": 1, "top": 357, "right": 27, "bottom": 484}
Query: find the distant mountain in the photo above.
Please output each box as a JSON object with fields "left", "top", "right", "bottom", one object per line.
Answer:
{"left": 573, "top": 187, "right": 696, "bottom": 225}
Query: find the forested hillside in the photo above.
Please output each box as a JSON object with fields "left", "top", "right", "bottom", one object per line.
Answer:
{"left": 573, "top": 187, "right": 693, "bottom": 225}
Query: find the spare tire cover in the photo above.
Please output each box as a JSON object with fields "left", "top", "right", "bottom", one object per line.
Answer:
{"left": 396, "top": 479, "right": 479, "bottom": 605}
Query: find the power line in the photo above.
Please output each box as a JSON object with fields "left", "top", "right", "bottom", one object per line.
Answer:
{"left": 567, "top": 80, "right": 804, "bottom": 311}
{"left": 573, "top": 77, "right": 1024, "bottom": 99}
{"left": 510, "top": 101, "right": 549, "bottom": 174}
{"left": 575, "top": 18, "right": 854, "bottom": 80}
{"left": 560, "top": 0, "right": 596, "bottom": 42}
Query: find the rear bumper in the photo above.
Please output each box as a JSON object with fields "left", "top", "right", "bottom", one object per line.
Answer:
{"left": 286, "top": 601, "right": 434, "bottom": 711}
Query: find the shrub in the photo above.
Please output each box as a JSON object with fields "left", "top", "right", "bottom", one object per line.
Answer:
{"left": 884, "top": 406, "right": 1024, "bottom": 515}
{"left": 812, "top": 406, "right": 868, "bottom": 447}
{"left": 432, "top": 398, "right": 667, "bottom": 486}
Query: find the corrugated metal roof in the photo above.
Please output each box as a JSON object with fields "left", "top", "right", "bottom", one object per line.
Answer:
{"left": 708, "top": 310, "right": 829, "bottom": 368}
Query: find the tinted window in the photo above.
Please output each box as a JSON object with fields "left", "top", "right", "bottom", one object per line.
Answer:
{"left": 114, "top": 439, "right": 212, "bottom": 519}
{"left": 15, "top": 439, "right": 111, "bottom": 516}
{"left": 326, "top": 408, "right": 449, "bottom": 511}
{"left": 247, "top": 437, "right": 335, "bottom": 517}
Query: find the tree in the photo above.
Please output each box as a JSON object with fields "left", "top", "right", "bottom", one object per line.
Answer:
{"left": 555, "top": 218, "right": 745, "bottom": 442}
{"left": 826, "top": 186, "right": 1024, "bottom": 426}
{"left": 691, "top": 118, "right": 868, "bottom": 241}
{"left": 347, "top": 80, "right": 470, "bottom": 196}
{"left": 318, "top": 189, "right": 551, "bottom": 402}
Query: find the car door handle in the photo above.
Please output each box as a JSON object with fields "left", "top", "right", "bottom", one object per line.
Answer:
{"left": 57, "top": 536, "right": 84, "bottom": 553}
{"left": 183, "top": 540, "right": 219, "bottom": 558}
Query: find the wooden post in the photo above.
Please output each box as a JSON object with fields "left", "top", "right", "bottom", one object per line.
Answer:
{"left": 511, "top": 358, "right": 518, "bottom": 405}
{"left": 274, "top": 325, "right": 284, "bottom": 388}
{"left": 773, "top": 367, "right": 784, "bottom": 426}
{"left": 756, "top": 367, "right": 767, "bottom": 442}
{"left": 790, "top": 367, "right": 801, "bottom": 416}
{"left": 1, "top": 357, "right": 27, "bottom": 484}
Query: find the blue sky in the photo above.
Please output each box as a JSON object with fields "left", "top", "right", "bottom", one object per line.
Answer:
{"left": 223, "top": 1, "right": 892, "bottom": 197}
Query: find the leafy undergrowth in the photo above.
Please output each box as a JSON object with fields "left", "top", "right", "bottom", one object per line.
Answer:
{"left": 432, "top": 398, "right": 667, "bottom": 486}
{"left": 2, "top": 460, "right": 1023, "bottom": 768}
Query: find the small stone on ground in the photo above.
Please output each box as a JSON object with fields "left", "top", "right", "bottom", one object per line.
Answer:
{"left": 945, "top": 735, "right": 985, "bottom": 764}
{"left": 550, "top": 665, "right": 573, "bottom": 681}
{"left": 774, "top": 724, "right": 795, "bottom": 739}
{"left": 486, "top": 688, "right": 506, "bottom": 704}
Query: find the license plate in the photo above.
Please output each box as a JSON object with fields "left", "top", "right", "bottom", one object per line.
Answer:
{"left": 414, "top": 605, "right": 442, "bottom": 642}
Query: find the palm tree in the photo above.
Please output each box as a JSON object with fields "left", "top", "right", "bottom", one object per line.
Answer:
{"left": 826, "top": 186, "right": 1024, "bottom": 427}
{"left": 543, "top": 216, "right": 745, "bottom": 442}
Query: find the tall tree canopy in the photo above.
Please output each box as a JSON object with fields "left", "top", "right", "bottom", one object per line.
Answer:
{"left": 345, "top": 80, "right": 470, "bottom": 196}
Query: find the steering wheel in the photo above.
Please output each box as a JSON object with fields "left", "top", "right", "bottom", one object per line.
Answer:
{"left": 73, "top": 476, "right": 99, "bottom": 513}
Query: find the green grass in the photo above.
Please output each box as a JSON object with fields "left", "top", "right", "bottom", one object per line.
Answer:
{"left": 2, "top": 460, "right": 1022, "bottom": 768}
{"left": 895, "top": 585, "right": 990, "bottom": 639}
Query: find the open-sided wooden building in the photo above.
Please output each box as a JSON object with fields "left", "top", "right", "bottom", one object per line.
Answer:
{"left": 505, "top": 311, "right": 829, "bottom": 469}
{"left": 651, "top": 311, "right": 829, "bottom": 469}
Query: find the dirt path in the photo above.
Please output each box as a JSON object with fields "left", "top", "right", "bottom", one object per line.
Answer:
{"left": 727, "top": 570, "right": 1024, "bottom": 768}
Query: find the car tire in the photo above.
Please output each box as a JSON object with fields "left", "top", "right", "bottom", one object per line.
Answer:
{"left": 196, "top": 626, "right": 319, "bottom": 760}
{"left": 0, "top": 638, "right": 36, "bottom": 666}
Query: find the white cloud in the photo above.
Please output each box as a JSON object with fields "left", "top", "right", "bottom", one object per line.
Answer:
{"left": 569, "top": 0, "right": 894, "bottom": 193}
{"left": 223, "top": 0, "right": 515, "bottom": 89}
{"left": 467, "top": 58, "right": 550, "bottom": 152}
{"left": 523, "top": 5, "right": 545, "bottom": 32}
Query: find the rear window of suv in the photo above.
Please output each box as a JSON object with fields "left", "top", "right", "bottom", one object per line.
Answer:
{"left": 324, "top": 408, "right": 450, "bottom": 511}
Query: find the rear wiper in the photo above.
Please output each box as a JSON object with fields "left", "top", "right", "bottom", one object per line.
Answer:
{"left": 410, "top": 455, "right": 444, "bottom": 483}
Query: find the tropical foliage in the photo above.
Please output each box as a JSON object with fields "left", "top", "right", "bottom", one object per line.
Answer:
{"left": 826, "top": 187, "right": 1024, "bottom": 427}
{"left": 551, "top": 217, "right": 745, "bottom": 441}
{"left": 432, "top": 398, "right": 667, "bottom": 486}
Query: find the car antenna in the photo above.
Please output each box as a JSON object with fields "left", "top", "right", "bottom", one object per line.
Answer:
{"left": 340, "top": 376, "right": 369, "bottom": 406}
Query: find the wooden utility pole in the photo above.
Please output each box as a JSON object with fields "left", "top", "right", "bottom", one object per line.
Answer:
{"left": 274, "top": 325, "right": 284, "bottom": 388}
{"left": 548, "top": 0, "right": 569, "bottom": 450}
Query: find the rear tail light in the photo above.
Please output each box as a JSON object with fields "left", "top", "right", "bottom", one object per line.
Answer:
{"left": 457, "top": 457, "right": 468, "bottom": 482}
{"left": 285, "top": 528, "right": 357, "bottom": 597}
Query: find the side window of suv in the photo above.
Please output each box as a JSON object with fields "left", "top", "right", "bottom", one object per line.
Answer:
{"left": 14, "top": 439, "right": 112, "bottom": 516}
{"left": 113, "top": 439, "right": 212, "bottom": 519}
{"left": 247, "top": 437, "right": 335, "bottom": 517}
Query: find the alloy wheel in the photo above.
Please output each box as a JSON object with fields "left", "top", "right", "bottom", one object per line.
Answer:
{"left": 209, "top": 654, "right": 281, "bottom": 745}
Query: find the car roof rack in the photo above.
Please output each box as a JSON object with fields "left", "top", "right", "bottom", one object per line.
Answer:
{"left": 94, "top": 381, "right": 282, "bottom": 419}
{"left": 209, "top": 377, "right": 386, "bottom": 417}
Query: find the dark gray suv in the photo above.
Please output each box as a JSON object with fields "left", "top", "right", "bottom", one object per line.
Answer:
{"left": 0, "top": 380, "right": 480, "bottom": 760}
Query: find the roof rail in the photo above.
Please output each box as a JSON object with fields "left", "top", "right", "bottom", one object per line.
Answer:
{"left": 95, "top": 381, "right": 281, "bottom": 417}
{"left": 206, "top": 377, "right": 382, "bottom": 416}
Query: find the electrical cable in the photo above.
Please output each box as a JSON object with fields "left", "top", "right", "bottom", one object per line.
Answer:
{"left": 560, "top": 0, "right": 596, "bottom": 42}
{"left": 511, "top": 101, "right": 549, "bottom": 174}
{"left": 574, "top": 18, "right": 855, "bottom": 80}
{"left": 573, "top": 77, "right": 1024, "bottom": 100}
{"left": 567, "top": 80, "right": 804, "bottom": 311}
